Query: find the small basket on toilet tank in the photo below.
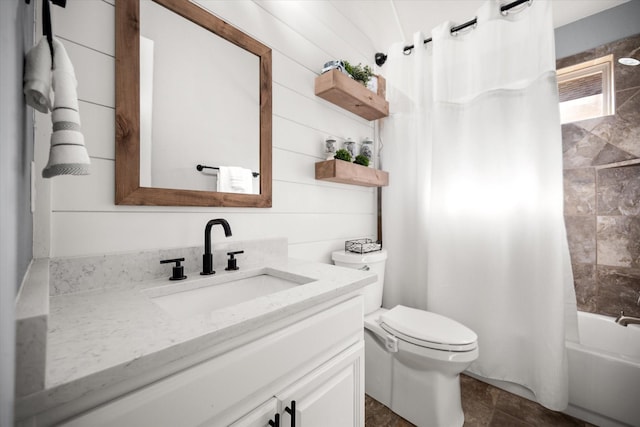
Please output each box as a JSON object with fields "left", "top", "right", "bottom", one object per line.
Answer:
{"left": 345, "top": 238, "right": 382, "bottom": 254}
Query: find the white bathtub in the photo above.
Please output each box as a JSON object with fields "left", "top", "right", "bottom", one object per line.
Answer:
{"left": 466, "top": 311, "right": 640, "bottom": 427}
{"left": 565, "top": 312, "right": 640, "bottom": 427}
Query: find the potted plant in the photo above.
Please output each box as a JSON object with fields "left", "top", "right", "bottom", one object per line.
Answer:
{"left": 342, "top": 60, "right": 374, "bottom": 87}
{"left": 354, "top": 154, "right": 369, "bottom": 167}
{"left": 334, "top": 148, "right": 352, "bottom": 162}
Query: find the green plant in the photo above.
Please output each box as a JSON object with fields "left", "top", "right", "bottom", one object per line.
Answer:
{"left": 354, "top": 154, "right": 369, "bottom": 167}
{"left": 342, "top": 60, "right": 374, "bottom": 86}
{"left": 334, "top": 148, "right": 352, "bottom": 162}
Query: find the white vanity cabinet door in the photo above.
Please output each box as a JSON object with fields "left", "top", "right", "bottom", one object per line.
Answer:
{"left": 228, "top": 398, "right": 278, "bottom": 427}
{"left": 277, "top": 341, "right": 364, "bottom": 427}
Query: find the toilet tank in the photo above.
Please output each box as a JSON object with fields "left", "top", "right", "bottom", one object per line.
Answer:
{"left": 332, "top": 249, "right": 387, "bottom": 315}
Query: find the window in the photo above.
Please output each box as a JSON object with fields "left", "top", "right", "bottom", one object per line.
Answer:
{"left": 557, "top": 54, "right": 615, "bottom": 124}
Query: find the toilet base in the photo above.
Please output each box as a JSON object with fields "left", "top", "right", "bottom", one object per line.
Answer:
{"left": 391, "top": 362, "right": 464, "bottom": 427}
{"left": 364, "top": 326, "right": 393, "bottom": 407}
{"left": 364, "top": 329, "right": 469, "bottom": 427}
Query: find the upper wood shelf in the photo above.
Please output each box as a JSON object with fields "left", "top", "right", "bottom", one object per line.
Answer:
{"left": 314, "top": 70, "right": 389, "bottom": 121}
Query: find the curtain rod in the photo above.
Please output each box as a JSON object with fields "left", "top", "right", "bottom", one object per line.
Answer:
{"left": 374, "top": 0, "right": 532, "bottom": 66}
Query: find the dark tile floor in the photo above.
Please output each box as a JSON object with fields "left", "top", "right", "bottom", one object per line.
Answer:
{"left": 365, "top": 374, "right": 596, "bottom": 427}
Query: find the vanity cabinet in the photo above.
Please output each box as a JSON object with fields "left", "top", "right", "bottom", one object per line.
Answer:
{"left": 58, "top": 297, "right": 364, "bottom": 427}
{"left": 231, "top": 342, "right": 362, "bottom": 427}
{"left": 276, "top": 343, "right": 362, "bottom": 426}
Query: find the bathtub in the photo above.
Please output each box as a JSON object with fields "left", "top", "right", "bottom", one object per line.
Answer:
{"left": 565, "top": 312, "right": 640, "bottom": 427}
{"left": 466, "top": 311, "right": 640, "bottom": 427}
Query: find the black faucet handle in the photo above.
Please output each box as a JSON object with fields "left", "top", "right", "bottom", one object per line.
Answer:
{"left": 160, "top": 257, "right": 184, "bottom": 264}
{"left": 160, "top": 258, "right": 187, "bottom": 281}
{"left": 225, "top": 251, "right": 244, "bottom": 271}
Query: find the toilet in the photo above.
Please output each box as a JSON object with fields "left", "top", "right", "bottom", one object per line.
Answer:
{"left": 332, "top": 249, "right": 478, "bottom": 427}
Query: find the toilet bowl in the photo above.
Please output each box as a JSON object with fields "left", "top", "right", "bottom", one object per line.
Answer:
{"left": 332, "top": 249, "right": 478, "bottom": 427}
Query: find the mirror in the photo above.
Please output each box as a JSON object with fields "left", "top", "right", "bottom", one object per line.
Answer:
{"left": 115, "top": 0, "right": 272, "bottom": 207}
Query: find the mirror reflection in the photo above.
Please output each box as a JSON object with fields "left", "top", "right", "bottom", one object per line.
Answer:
{"left": 139, "top": 0, "right": 260, "bottom": 194}
{"left": 115, "top": 0, "right": 272, "bottom": 207}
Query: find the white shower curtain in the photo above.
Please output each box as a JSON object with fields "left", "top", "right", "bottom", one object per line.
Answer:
{"left": 380, "top": 0, "right": 578, "bottom": 410}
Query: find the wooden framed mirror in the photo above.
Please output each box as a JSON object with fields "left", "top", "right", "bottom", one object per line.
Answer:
{"left": 115, "top": 0, "right": 272, "bottom": 207}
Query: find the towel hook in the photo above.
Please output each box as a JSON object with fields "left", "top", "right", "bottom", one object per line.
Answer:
{"left": 33, "top": 0, "right": 67, "bottom": 60}
{"left": 42, "top": 0, "right": 54, "bottom": 59}
{"left": 25, "top": 0, "right": 66, "bottom": 6}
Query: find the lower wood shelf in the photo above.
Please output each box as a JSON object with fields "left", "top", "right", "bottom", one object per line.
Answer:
{"left": 315, "top": 160, "right": 389, "bottom": 187}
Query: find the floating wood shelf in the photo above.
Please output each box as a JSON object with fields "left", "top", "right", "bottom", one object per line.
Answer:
{"left": 314, "top": 70, "right": 389, "bottom": 121}
{"left": 315, "top": 160, "right": 389, "bottom": 187}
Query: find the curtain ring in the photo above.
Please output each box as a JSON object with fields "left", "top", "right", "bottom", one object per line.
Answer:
{"left": 451, "top": 21, "right": 477, "bottom": 37}
{"left": 501, "top": 0, "right": 532, "bottom": 16}
{"left": 403, "top": 46, "right": 414, "bottom": 55}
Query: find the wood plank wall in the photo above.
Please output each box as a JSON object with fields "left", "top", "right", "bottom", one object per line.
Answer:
{"left": 33, "top": 0, "right": 379, "bottom": 263}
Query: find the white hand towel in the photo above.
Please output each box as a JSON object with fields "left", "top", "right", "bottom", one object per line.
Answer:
{"left": 42, "top": 38, "right": 91, "bottom": 178}
{"left": 23, "top": 37, "right": 52, "bottom": 113}
{"left": 217, "top": 166, "right": 254, "bottom": 194}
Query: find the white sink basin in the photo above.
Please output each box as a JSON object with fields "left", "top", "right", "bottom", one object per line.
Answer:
{"left": 145, "top": 268, "right": 316, "bottom": 319}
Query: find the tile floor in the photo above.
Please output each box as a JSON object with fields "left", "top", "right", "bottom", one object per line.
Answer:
{"left": 365, "top": 374, "right": 596, "bottom": 427}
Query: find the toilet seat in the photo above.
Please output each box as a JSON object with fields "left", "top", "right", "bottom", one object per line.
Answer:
{"left": 379, "top": 305, "right": 477, "bottom": 352}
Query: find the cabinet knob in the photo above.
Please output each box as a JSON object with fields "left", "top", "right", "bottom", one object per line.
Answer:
{"left": 285, "top": 400, "right": 296, "bottom": 427}
{"left": 268, "top": 413, "right": 280, "bottom": 427}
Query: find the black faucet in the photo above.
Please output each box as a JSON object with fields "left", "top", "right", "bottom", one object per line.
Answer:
{"left": 201, "top": 218, "right": 232, "bottom": 275}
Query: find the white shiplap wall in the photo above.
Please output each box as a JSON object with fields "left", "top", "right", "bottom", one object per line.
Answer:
{"left": 34, "top": 0, "right": 380, "bottom": 263}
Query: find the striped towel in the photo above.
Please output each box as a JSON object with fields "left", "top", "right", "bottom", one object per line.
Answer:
{"left": 23, "top": 37, "right": 52, "bottom": 113}
{"left": 42, "top": 38, "right": 90, "bottom": 178}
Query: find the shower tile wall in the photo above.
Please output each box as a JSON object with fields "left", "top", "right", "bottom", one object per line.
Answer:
{"left": 558, "top": 33, "right": 640, "bottom": 317}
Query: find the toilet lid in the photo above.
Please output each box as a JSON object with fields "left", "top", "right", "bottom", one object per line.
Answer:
{"left": 380, "top": 305, "right": 478, "bottom": 352}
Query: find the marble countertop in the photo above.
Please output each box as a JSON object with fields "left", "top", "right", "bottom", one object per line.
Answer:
{"left": 17, "top": 257, "right": 376, "bottom": 420}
